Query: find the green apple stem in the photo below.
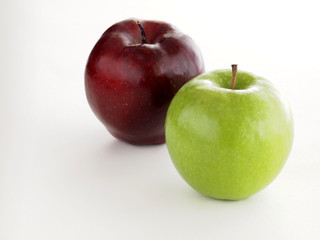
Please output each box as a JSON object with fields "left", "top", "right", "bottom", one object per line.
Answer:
{"left": 230, "top": 64, "right": 238, "bottom": 90}
{"left": 136, "top": 20, "right": 147, "bottom": 44}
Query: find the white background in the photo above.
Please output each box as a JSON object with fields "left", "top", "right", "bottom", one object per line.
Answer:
{"left": 1, "top": 0, "right": 320, "bottom": 239}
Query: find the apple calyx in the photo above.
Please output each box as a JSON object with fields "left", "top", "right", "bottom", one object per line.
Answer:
{"left": 136, "top": 20, "right": 147, "bottom": 44}
{"left": 230, "top": 64, "right": 238, "bottom": 90}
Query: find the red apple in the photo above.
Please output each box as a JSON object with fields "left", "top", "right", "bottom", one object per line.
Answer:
{"left": 85, "top": 19, "right": 204, "bottom": 145}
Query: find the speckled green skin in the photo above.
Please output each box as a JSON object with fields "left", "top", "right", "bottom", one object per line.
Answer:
{"left": 165, "top": 70, "right": 294, "bottom": 200}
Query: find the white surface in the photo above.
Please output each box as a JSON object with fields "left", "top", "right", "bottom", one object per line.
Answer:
{"left": 1, "top": 0, "right": 320, "bottom": 239}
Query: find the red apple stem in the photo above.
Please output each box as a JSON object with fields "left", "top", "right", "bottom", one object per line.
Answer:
{"left": 136, "top": 20, "right": 147, "bottom": 44}
{"left": 230, "top": 64, "right": 238, "bottom": 90}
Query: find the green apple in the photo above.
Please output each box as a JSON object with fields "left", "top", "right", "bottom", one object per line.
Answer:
{"left": 165, "top": 65, "right": 294, "bottom": 200}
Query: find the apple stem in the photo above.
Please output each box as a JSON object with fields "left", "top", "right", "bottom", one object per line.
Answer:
{"left": 230, "top": 64, "right": 238, "bottom": 90}
{"left": 136, "top": 20, "right": 147, "bottom": 44}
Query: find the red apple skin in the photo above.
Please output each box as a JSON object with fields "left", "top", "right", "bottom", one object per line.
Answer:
{"left": 85, "top": 19, "right": 204, "bottom": 145}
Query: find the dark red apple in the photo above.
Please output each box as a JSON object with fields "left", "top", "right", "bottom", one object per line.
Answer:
{"left": 85, "top": 18, "right": 204, "bottom": 145}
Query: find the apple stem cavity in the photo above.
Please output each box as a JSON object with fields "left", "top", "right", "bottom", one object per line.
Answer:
{"left": 136, "top": 20, "right": 147, "bottom": 44}
{"left": 230, "top": 64, "right": 238, "bottom": 90}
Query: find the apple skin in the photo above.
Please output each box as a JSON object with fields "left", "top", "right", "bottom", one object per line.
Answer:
{"left": 85, "top": 19, "right": 204, "bottom": 145}
{"left": 165, "top": 70, "right": 294, "bottom": 200}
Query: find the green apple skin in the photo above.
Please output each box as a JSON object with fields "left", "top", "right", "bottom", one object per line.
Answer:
{"left": 165, "top": 70, "right": 294, "bottom": 200}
